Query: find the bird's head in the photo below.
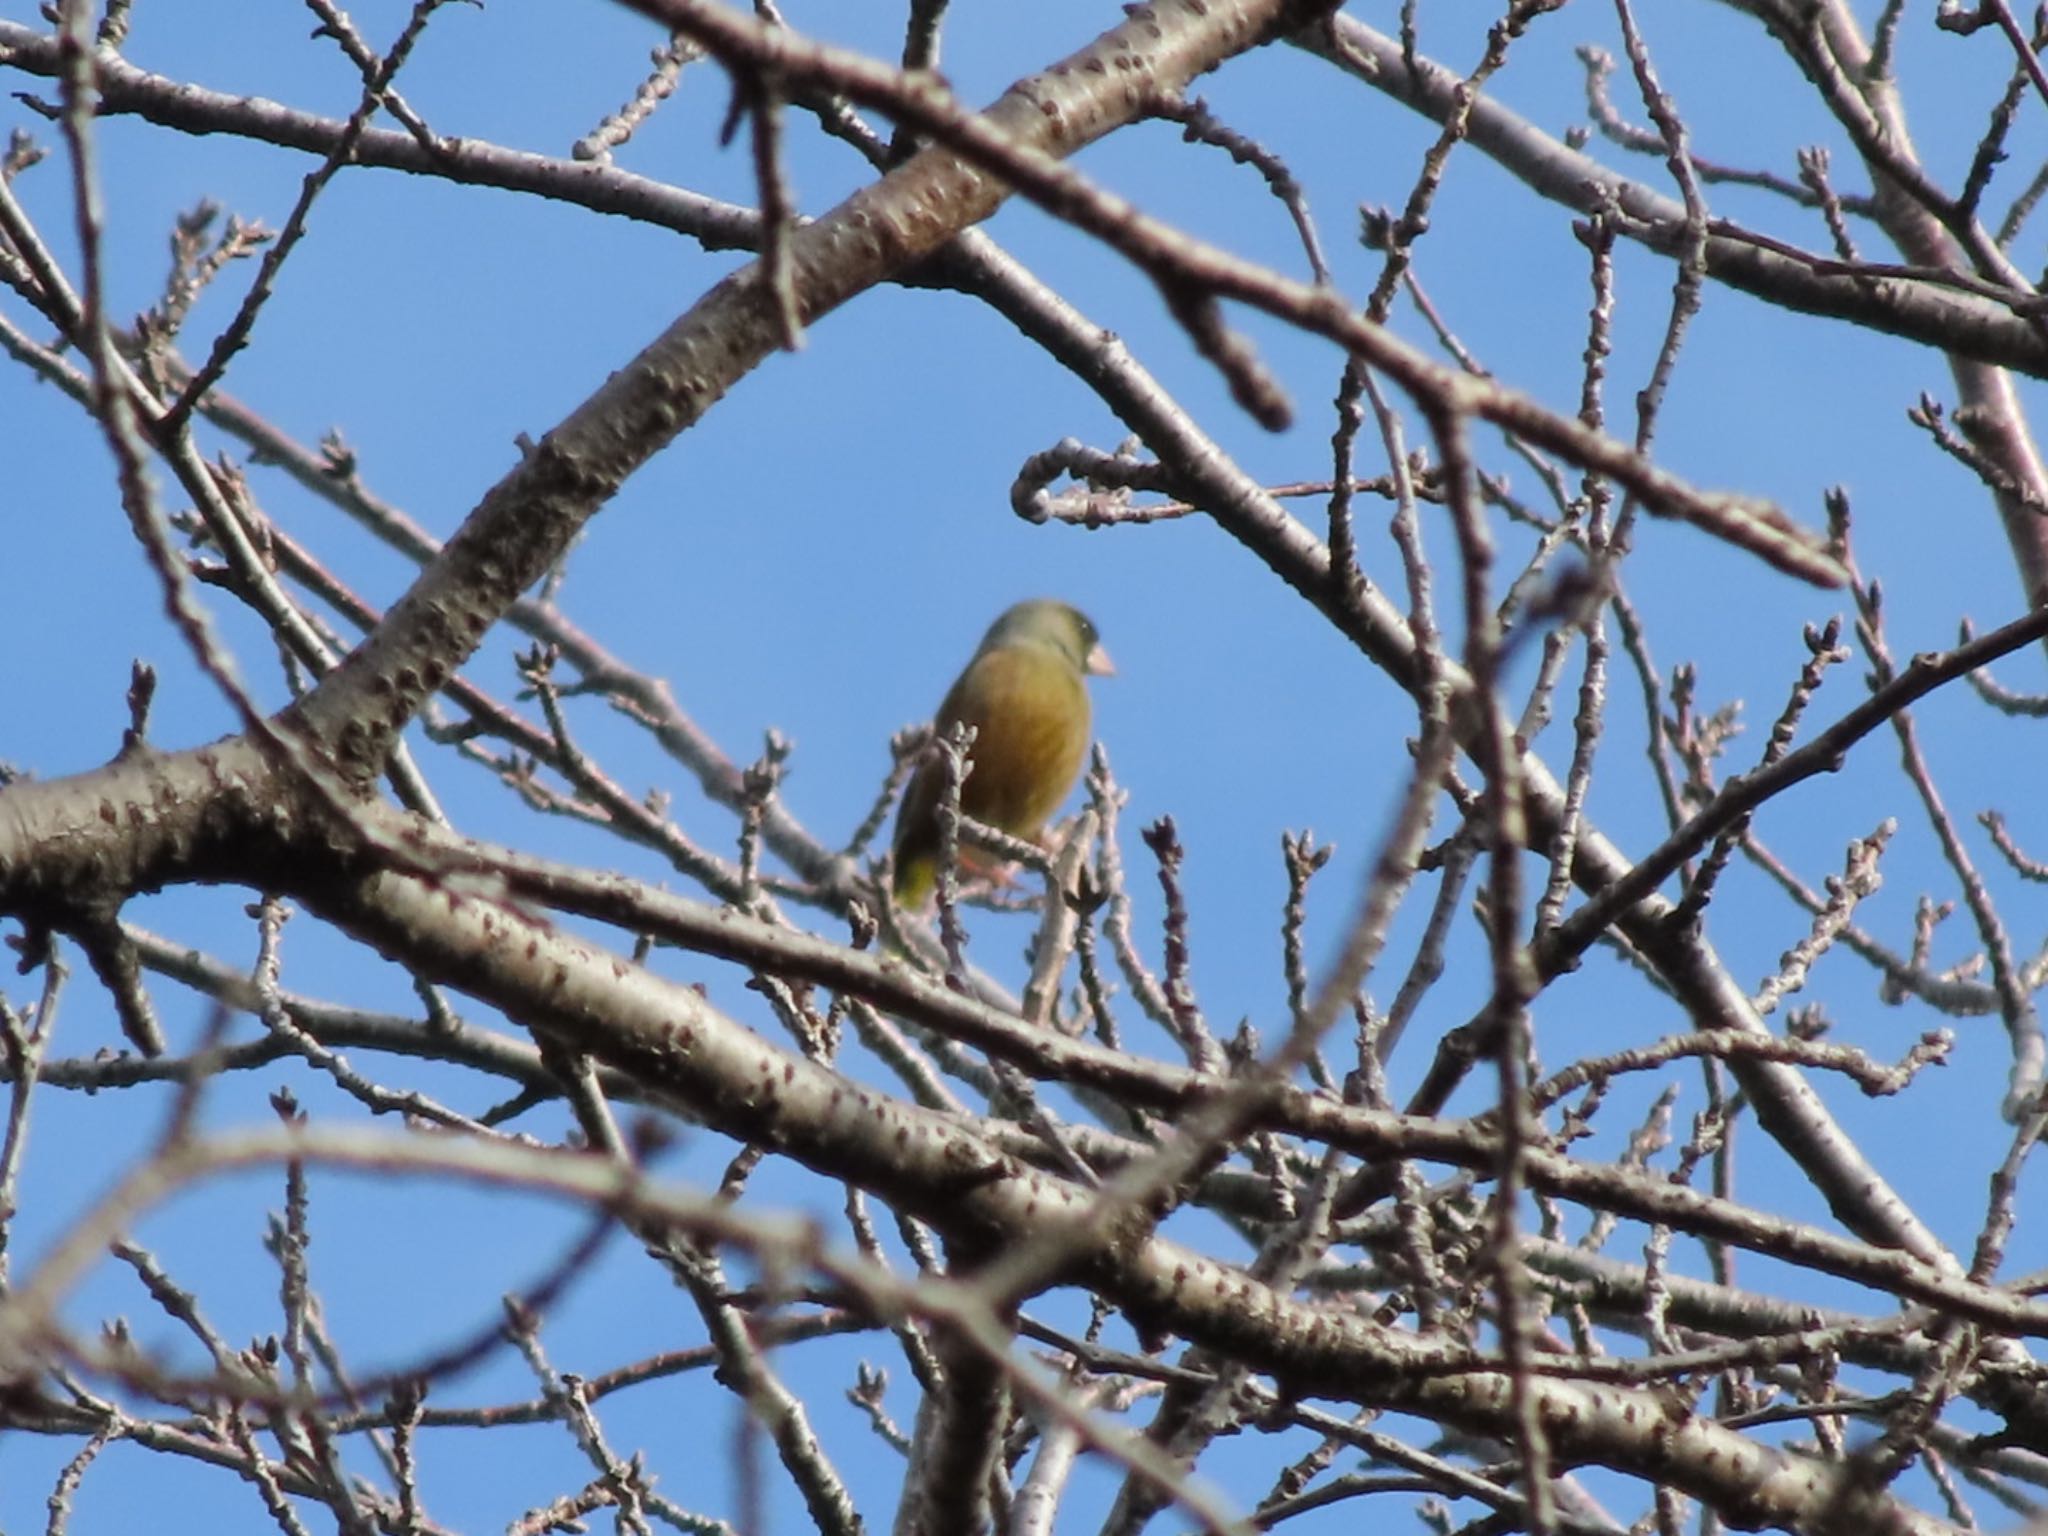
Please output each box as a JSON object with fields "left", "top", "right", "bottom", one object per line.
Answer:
{"left": 981, "top": 599, "right": 1115, "bottom": 678}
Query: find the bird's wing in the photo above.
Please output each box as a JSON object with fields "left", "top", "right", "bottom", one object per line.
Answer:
{"left": 891, "top": 644, "right": 1089, "bottom": 898}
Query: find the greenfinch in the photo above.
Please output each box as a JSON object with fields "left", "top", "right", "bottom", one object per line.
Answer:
{"left": 891, "top": 599, "right": 1113, "bottom": 909}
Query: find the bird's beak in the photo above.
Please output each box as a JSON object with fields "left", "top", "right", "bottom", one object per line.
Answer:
{"left": 1086, "top": 642, "right": 1116, "bottom": 678}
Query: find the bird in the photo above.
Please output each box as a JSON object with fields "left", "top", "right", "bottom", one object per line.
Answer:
{"left": 890, "top": 599, "right": 1113, "bottom": 910}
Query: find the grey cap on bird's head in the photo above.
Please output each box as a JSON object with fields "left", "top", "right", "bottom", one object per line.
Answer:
{"left": 980, "top": 598, "right": 1115, "bottom": 678}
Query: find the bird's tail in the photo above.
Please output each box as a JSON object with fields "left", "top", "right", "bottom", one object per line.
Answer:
{"left": 891, "top": 855, "right": 935, "bottom": 913}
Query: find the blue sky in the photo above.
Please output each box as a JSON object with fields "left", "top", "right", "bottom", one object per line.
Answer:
{"left": 4, "top": 1, "right": 2046, "bottom": 1530}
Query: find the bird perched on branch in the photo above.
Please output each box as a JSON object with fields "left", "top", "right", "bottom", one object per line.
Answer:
{"left": 891, "top": 599, "right": 1114, "bottom": 910}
